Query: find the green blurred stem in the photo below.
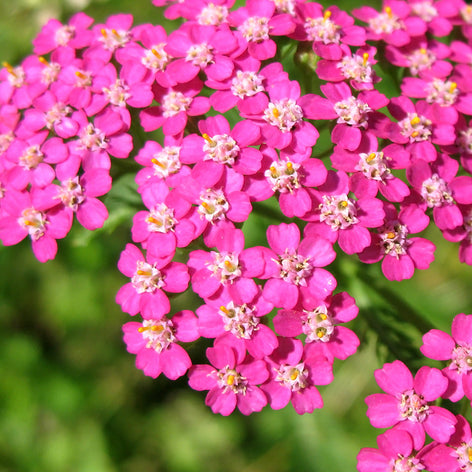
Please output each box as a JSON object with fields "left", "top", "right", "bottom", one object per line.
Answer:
{"left": 357, "top": 271, "right": 436, "bottom": 335}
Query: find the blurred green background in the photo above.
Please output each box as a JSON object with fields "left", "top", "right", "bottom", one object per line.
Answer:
{"left": 1, "top": 1, "right": 472, "bottom": 471}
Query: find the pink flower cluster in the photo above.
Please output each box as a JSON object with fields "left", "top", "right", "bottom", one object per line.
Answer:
{"left": 2, "top": 0, "right": 472, "bottom": 431}
{"left": 358, "top": 313, "right": 472, "bottom": 472}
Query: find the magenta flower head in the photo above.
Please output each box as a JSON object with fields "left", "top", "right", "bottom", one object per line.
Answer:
{"left": 188, "top": 335, "right": 269, "bottom": 415}
{"left": 421, "top": 313, "right": 472, "bottom": 403}
{"left": 123, "top": 310, "right": 199, "bottom": 379}
{"left": 357, "top": 429, "right": 428, "bottom": 472}
{"left": 261, "top": 337, "right": 333, "bottom": 415}
{"left": 365, "top": 360, "right": 457, "bottom": 449}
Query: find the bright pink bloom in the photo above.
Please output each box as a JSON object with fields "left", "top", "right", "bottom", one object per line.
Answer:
{"left": 261, "top": 337, "right": 333, "bottom": 414}
{"left": 32, "top": 12, "right": 94, "bottom": 55}
{"left": 365, "top": 360, "right": 456, "bottom": 448}
{"left": 301, "top": 82, "right": 388, "bottom": 151}
{"left": 406, "top": 153, "right": 471, "bottom": 231}
{"left": 357, "top": 429, "right": 428, "bottom": 472}
{"left": 273, "top": 292, "right": 360, "bottom": 362}
{"left": 421, "top": 313, "right": 472, "bottom": 403}
{"left": 116, "top": 243, "right": 189, "bottom": 318}
{"left": 139, "top": 77, "right": 211, "bottom": 136}
{"left": 258, "top": 222, "right": 337, "bottom": 309}
{"left": 123, "top": 310, "right": 199, "bottom": 379}
{"left": 56, "top": 168, "right": 111, "bottom": 230}
{"left": 353, "top": 2, "right": 427, "bottom": 46}
{"left": 0, "top": 186, "right": 72, "bottom": 262}
{"left": 331, "top": 132, "right": 410, "bottom": 203}
{"left": 196, "top": 286, "right": 276, "bottom": 359}
{"left": 296, "top": 4, "right": 366, "bottom": 60}
{"left": 188, "top": 335, "right": 269, "bottom": 415}
{"left": 359, "top": 203, "right": 435, "bottom": 281}
{"left": 228, "top": 0, "right": 296, "bottom": 61}
{"left": 187, "top": 226, "right": 265, "bottom": 301}
{"left": 307, "top": 170, "right": 385, "bottom": 255}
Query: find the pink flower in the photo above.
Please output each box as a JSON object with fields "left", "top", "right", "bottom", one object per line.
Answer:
{"left": 307, "top": 170, "right": 385, "bottom": 255}
{"left": 32, "top": 12, "right": 94, "bottom": 55}
{"left": 407, "top": 153, "right": 472, "bottom": 231}
{"left": 116, "top": 243, "right": 189, "bottom": 318}
{"left": 331, "top": 131, "right": 411, "bottom": 203}
{"left": 359, "top": 203, "right": 435, "bottom": 281}
{"left": 420, "top": 313, "right": 472, "bottom": 403}
{"left": 365, "top": 360, "right": 456, "bottom": 448}
{"left": 123, "top": 310, "right": 199, "bottom": 379}
{"left": 296, "top": 4, "right": 366, "bottom": 60}
{"left": 229, "top": 0, "right": 296, "bottom": 60}
{"left": 196, "top": 286, "right": 277, "bottom": 359}
{"left": 56, "top": 168, "right": 112, "bottom": 231}
{"left": 301, "top": 82, "right": 389, "bottom": 151}
{"left": 258, "top": 222, "right": 337, "bottom": 309}
{"left": 0, "top": 185, "right": 72, "bottom": 262}
{"left": 273, "top": 292, "right": 360, "bottom": 362}
{"left": 139, "top": 77, "right": 211, "bottom": 136}
{"left": 357, "top": 429, "right": 428, "bottom": 472}
{"left": 188, "top": 335, "right": 269, "bottom": 415}
{"left": 261, "top": 337, "right": 333, "bottom": 414}
{"left": 187, "top": 226, "right": 265, "bottom": 301}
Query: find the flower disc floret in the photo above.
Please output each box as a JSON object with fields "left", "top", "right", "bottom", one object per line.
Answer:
{"left": 263, "top": 99, "right": 303, "bottom": 132}
{"left": 197, "top": 4, "right": 229, "bottom": 25}
{"left": 333, "top": 96, "right": 371, "bottom": 127}
{"left": 407, "top": 48, "right": 436, "bottom": 76}
{"left": 392, "top": 456, "right": 426, "bottom": 472}
{"left": 319, "top": 194, "right": 359, "bottom": 230}
{"left": 132, "top": 260, "right": 165, "bottom": 293}
{"left": 4, "top": 63, "right": 25, "bottom": 88}
{"left": 273, "top": 0, "right": 296, "bottom": 15}
{"left": 142, "top": 44, "right": 170, "bottom": 72}
{"left": 455, "top": 442, "right": 472, "bottom": 471}
{"left": 449, "top": 345, "right": 472, "bottom": 375}
{"left": 217, "top": 366, "right": 247, "bottom": 395}
{"left": 302, "top": 306, "right": 335, "bottom": 343}
{"left": 198, "top": 188, "right": 229, "bottom": 222}
{"left": 18, "top": 208, "right": 47, "bottom": 240}
{"left": 276, "top": 363, "right": 308, "bottom": 391}
{"left": 138, "top": 318, "right": 176, "bottom": 352}
{"left": 207, "top": 251, "right": 241, "bottom": 284}
{"left": 276, "top": 249, "right": 313, "bottom": 286}
{"left": 145, "top": 203, "right": 177, "bottom": 233}
{"left": 304, "top": 12, "right": 340, "bottom": 44}
{"left": 230, "top": 71, "right": 264, "bottom": 98}
{"left": 58, "top": 177, "right": 85, "bottom": 211}
{"left": 380, "top": 223, "right": 409, "bottom": 257}
{"left": 218, "top": 302, "right": 259, "bottom": 339}
{"left": 55, "top": 25, "right": 75, "bottom": 46}
{"left": 338, "top": 53, "right": 373, "bottom": 84}
{"left": 399, "top": 113, "right": 431, "bottom": 142}
{"left": 19, "top": 145, "right": 43, "bottom": 170}
{"left": 238, "top": 16, "right": 270, "bottom": 43}
{"left": 356, "top": 151, "right": 392, "bottom": 182}
{"left": 425, "top": 79, "right": 458, "bottom": 107}
{"left": 78, "top": 123, "right": 108, "bottom": 151}
{"left": 202, "top": 133, "right": 240, "bottom": 165}
{"left": 368, "top": 7, "right": 403, "bottom": 34}
{"left": 99, "top": 27, "right": 130, "bottom": 51}
{"left": 185, "top": 43, "right": 214, "bottom": 67}
{"left": 421, "top": 174, "right": 453, "bottom": 208}
{"left": 151, "top": 146, "right": 181, "bottom": 178}
{"left": 412, "top": 1, "right": 438, "bottom": 22}
{"left": 265, "top": 160, "right": 301, "bottom": 193}
{"left": 400, "top": 389, "right": 430, "bottom": 423}
{"left": 45, "top": 103, "right": 72, "bottom": 130}
{"left": 162, "top": 91, "right": 192, "bottom": 118}
{"left": 40, "top": 59, "right": 60, "bottom": 85}
{"left": 103, "top": 79, "right": 131, "bottom": 107}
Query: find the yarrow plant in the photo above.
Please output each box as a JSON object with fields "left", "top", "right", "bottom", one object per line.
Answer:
{"left": 2, "top": 0, "right": 472, "bottom": 469}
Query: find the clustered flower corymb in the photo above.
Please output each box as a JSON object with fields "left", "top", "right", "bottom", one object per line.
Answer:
{"left": 2, "top": 0, "right": 472, "bottom": 453}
